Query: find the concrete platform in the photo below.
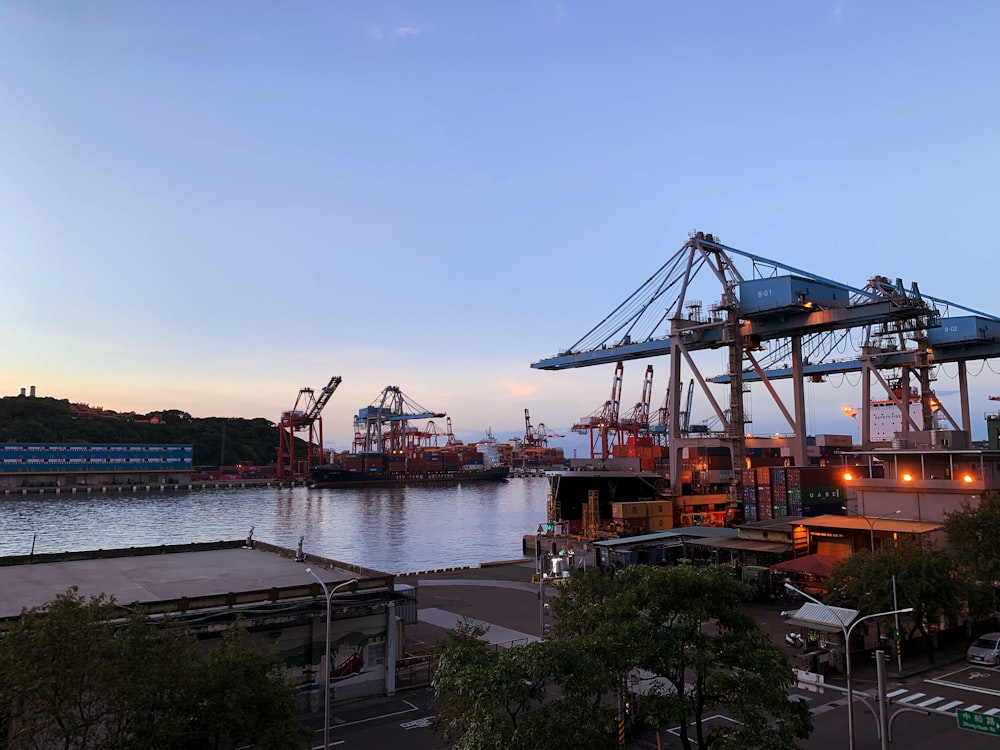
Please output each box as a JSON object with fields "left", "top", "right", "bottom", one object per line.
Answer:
{"left": 0, "top": 541, "right": 367, "bottom": 619}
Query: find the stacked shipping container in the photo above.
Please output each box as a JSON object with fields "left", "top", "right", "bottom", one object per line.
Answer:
{"left": 611, "top": 499, "right": 674, "bottom": 532}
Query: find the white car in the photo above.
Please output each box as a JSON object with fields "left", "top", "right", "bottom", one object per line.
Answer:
{"left": 967, "top": 632, "right": 1000, "bottom": 665}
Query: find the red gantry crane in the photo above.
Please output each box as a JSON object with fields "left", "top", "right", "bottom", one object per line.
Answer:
{"left": 619, "top": 364, "right": 654, "bottom": 441}
{"left": 523, "top": 408, "right": 563, "bottom": 449}
{"left": 277, "top": 375, "right": 342, "bottom": 480}
{"left": 572, "top": 361, "right": 624, "bottom": 460}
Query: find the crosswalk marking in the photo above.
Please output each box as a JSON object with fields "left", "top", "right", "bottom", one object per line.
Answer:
{"left": 808, "top": 685, "right": 1000, "bottom": 718}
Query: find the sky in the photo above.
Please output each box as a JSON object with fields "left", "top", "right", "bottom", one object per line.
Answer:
{"left": 2, "top": 1, "right": 999, "bottom": 453}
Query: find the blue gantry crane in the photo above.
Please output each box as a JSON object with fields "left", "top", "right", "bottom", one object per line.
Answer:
{"left": 352, "top": 386, "right": 446, "bottom": 455}
{"left": 532, "top": 231, "right": 1000, "bottom": 498}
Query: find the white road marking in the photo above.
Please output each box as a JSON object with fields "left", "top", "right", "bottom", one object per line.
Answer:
{"left": 966, "top": 703, "right": 984, "bottom": 711}
{"left": 400, "top": 717, "right": 434, "bottom": 730}
{"left": 886, "top": 688, "right": 908, "bottom": 698}
{"left": 938, "top": 700, "right": 964, "bottom": 711}
{"left": 985, "top": 708, "right": 1000, "bottom": 715}
{"left": 898, "top": 692, "right": 926, "bottom": 704}
{"left": 323, "top": 700, "right": 421, "bottom": 730}
{"left": 917, "top": 696, "right": 944, "bottom": 708}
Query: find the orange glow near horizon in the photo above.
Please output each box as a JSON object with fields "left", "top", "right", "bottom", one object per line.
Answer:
{"left": 902, "top": 472, "right": 913, "bottom": 482}
{"left": 963, "top": 474, "right": 974, "bottom": 483}
{"left": 843, "top": 471, "right": 854, "bottom": 481}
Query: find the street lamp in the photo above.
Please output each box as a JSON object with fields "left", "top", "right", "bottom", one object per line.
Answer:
{"left": 865, "top": 509, "right": 902, "bottom": 553}
{"left": 842, "top": 505, "right": 901, "bottom": 553}
{"left": 306, "top": 568, "right": 358, "bottom": 750}
{"left": 785, "top": 582, "right": 912, "bottom": 750}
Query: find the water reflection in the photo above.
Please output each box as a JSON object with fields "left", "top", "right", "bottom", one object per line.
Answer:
{"left": 0, "top": 478, "right": 549, "bottom": 573}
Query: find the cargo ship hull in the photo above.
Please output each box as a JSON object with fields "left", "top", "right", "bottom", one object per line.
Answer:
{"left": 311, "top": 464, "right": 509, "bottom": 488}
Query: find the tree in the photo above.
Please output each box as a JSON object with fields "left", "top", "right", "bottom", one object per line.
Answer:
{"left": 0, "top": 588, "right": 308, "bottom": 750}
{"left": 431, "top": 619, "right": 620, "bottom": 750}
{"left": 564, "top": 566, "right": 812, "bottom": 750}
{"left": 826, "top": 538, "right": 966, "bottom": 651}
{"left": 944, "top": 491, "right": 1000, "bottom": 620}
{"left": 432, "top": 568, "right": 812, "bottom": 750}
{"left": 187, "top": 626, "right": 309, "bottom": 750}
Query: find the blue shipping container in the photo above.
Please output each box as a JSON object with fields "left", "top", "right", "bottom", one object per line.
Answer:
{"left": 739, "top": 276, "right": 849, "bottom": 316}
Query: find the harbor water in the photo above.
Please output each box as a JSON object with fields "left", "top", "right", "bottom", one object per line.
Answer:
{"left": 0, "top": 478, "right": 550, "bottom": 574}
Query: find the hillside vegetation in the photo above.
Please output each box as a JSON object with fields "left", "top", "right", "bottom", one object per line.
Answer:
{"left": 0, "top": 396, "right": 283, "bottom": 467}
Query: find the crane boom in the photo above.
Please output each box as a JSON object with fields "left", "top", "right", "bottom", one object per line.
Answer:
{"left": 681, "top": 379, "right": 694, "bottom": 433}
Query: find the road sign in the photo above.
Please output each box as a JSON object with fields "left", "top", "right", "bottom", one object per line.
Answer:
{"left": 957, "top": 709, "right": 1000, "bottom": 736}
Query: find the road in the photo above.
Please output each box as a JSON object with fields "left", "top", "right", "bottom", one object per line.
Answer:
{"left": 305, "top": 665, "right": 1000, "bottom": 749}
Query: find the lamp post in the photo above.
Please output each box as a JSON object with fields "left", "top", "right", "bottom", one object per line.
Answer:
{"left": 842, "top": 504, "right": 901, "bottom": 554}
{"left": 306, "top": 569, "right": 358, "bottom": 750}
{"left": 785, "top": 582, "right": 912, "bottom": 750}
{"left": 865, "top": 509, "right": 902, "bottom": 553}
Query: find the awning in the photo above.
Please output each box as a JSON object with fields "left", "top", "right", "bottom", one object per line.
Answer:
{"left": 684, "top": 537, "right": 792, "bottom": 554}
{"left": 770, "top": 553, "right": 840, "bottom": 578}
{"left": 783, "top": 602, "right": 858, "bottom": 634}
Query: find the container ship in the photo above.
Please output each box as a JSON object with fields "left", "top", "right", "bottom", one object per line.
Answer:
{"left": 310, "top": 454, "right": 509, "bottom": 487}
{"left": 310, "top": 386, "right": 509, "bottom": 487}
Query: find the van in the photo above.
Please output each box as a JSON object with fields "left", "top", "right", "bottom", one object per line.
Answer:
{"left": 967, "top": 632, "right": 1000, "bottom": 665}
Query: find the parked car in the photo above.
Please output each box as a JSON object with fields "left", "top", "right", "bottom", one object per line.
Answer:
{"left": 967, "top": 632, "right": 1000, "bottom": 665}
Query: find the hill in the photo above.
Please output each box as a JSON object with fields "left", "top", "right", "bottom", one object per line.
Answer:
{"left": 0, "top": 396, "right": 284, "bottom": 467}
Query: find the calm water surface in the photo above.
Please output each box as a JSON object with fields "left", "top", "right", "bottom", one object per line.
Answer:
{"left": 0, "top": 478, "right": 550, "bottom": 573}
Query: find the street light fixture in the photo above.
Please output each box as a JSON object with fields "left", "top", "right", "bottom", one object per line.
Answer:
{"left": 842, "top": 505, "right": 901, "bottom": 553}
{"left": 866, "top": 509, "right": 902, "bottom": 554}
{"left": 785, "top": 582, "right": 912, "bottom": 750}
{"left": 306, "top": 568, "right": 358, "bottom": 750}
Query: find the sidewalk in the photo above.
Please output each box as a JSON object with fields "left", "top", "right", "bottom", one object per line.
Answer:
{"left": 744, "top": 596, "right": 970, "bottom": 689}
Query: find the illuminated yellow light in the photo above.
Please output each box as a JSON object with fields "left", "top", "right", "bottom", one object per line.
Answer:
{"left": 963, "top": 474, "right": 974, "bottom": 484}
{"left": 843, "top": 472, "right": 854, "bottom": 481}
{"left": 902, "top": 473, "right": 913, "bottom": 482}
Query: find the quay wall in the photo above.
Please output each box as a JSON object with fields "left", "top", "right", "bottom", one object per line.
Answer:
{"left": 1, "top": 479, "right": 309, "bottom": 496}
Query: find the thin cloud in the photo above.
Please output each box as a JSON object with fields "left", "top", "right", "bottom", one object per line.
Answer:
{"left": 368, "top": 24, "right": 426, "bottom": 42}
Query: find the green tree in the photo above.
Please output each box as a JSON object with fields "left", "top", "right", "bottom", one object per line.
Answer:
{"left": 187, "top": 626, "right": 309, "bottom": 750}
{"left": 944, "top": 491, "right": 1000, "bottom": 619}
{"left": 564, "top": 566, "right": 812, "bottom": 750}
{"left": 826, "top": 539, "right": 966, "bottom": 652}
{"left": 0, "top": 589, "right": 307, "bottom": 750}
{"left": 433, "top": 568, "right": 812, "bottom": 750}
{"left": 432, "top": 619, "right": 621, "bottom": 750}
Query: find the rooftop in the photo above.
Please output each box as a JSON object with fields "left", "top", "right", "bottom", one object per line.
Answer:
{"left": 0, "top": 540, "right": 386, "bottom": 620}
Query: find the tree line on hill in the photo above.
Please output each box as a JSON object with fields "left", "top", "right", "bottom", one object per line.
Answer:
{"left": 0, "top": 396, "right": 299, "bottom": 467}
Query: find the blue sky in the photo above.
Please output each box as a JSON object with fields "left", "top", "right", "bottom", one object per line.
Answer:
{"left": 2, "top": 1, "right": 999, "bottom": 451}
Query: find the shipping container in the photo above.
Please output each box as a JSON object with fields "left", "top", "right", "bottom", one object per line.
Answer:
{"left": 612, "top": 501, "right": 648, "bottom": 519}
{"left": 801, "top": 485, "right": 844, "bottom": 505}
{"left": 648, "top": 515, "right": 673, "bottom": 531}
{"left": 926, "top": 315, "right": 1000, "bottom": 347}
{"left": 739, "top": 275, "right": 849, "bottom": 316}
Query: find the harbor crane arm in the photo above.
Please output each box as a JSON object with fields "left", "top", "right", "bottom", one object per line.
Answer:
{"left": 308, "top": 376, "right": 343, "bottom": 420}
